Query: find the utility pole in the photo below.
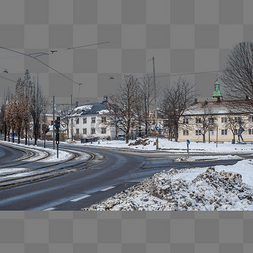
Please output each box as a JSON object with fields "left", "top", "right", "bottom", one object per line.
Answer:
{"left": 53, "top": 96, "right": 55, "bottom": 149}
{"left": 71, "top": 95, "right": 73, "bottom": 141}
{"left": 152, "top": 57, "right": 158, "bottom": 150}
{"left": 216, "top": 125, "right": 218, "bottom": 148}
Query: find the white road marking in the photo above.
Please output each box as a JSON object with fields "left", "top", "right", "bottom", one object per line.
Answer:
{"left": 43, "top": 207, "right": 55, "bottom": 211}
{"left": 71, "top": 195, "right": 91, "bottom": 202}
{"left": 101, "top": 186, "right": 115, "bottom": 192}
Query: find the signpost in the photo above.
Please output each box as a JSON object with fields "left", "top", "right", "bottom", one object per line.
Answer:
{"left": 187, "top": 139, "right": 190, "bottom": 157}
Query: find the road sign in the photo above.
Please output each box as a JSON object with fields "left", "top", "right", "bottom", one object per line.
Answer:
{"left": 187, "top": 139, "right": 190, "bottom": 145}
{"left": 155, "top": 126, "right": 159, "bottom": 131}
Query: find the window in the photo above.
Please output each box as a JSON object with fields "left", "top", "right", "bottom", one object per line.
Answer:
{"left": 76, "top": 128, "right": 79, "bottom": 134}
{"left": 183, "top": 130, "right": 189, "bottom": 135}
{"left": 183, "top": 118, "right": 188, "bottom": 124}
{"left": 208, "top": 118, "right": 214, "bottom": 123}
{"left": 101, "top": 117, "right": 106, "bottom": 123}
{"left": 91, "top": 128, "right": 95, "bottom": 134}
{"left": 221, "top": 129, "right": 227, "bottom": 135}
{"left": 249, "top": 129, "right": 253, "bottom": 135}
{"left": 221, "top": 117, "right": 227, "bottom": 123}
{"left": 83, "top": 118, "right": 87, "bottom": 124}
{"left": 235, "top": 117, "right": 241, "bottom": 123}
{"left": 195, "top": 118, "right": 201, "bottom": 123}
{"left": 209, "top": 130, "right": 214, "bottom": 135}
{"left": 196, "top": 130, "right": 201, "bottom": 135}
{"left": 235, "top": 129, "right": 238, "bottom": 135}
{"left": 76, "top": 118, "right": 79, "bottom": 124}
{"left": 249, "top": 116, "right": 253, "bottom": 122}
{"left": 91, "top": 117, "right": 96, "bottom": 123}
{"left": 83, "top": 128, "right": 87, "bottom": 134}
{"left": 101, "top": 127, "right": 106, "bottom": 134}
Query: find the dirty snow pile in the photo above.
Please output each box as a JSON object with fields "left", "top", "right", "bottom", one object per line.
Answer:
{"left": 174, "top": 155, "right": 242, "bottom": 162}
{"left": 85, "top": 165, "right": 253, "bottom": 211}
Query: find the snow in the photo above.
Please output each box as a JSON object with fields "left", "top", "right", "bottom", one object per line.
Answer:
{"left": 2, "top": 138, "right": 253, "bottom": 211}
{"left": 74, "top": 104, "right": 93, "bottom": 114}
{"left": 85, "top": 160, "right": 253, "bottom": 211}
{"left": 98, "top": 109, "right": 109, "bottom": 114}
{"left": 174, "top": 155, "right": 242, "bottom": 162}
{"left": 79, "top": 137, "right": 253, "bottom": 154}
{"left": 79, "top": 138, "right": 253, "bottom": 211}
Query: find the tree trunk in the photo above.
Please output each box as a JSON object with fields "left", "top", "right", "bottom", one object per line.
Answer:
{"left": 4, "top": 122, "right": 7, "bottom": 141}
{"left": 12, "top": 131, "right": 14, "bottom": 143}
{"left": 203, "top": 133, "right": 205, "bottom": 143}
{"left": 174, "top": 123, "right": 178, "bottom": 142}
{"left": 18, "top": 130, "right": 20, "bottom": 144}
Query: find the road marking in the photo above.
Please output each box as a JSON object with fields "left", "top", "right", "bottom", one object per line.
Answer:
{"left": 43, "top": 207, "right": 55, "bottom": 211}
{"left": 71, "top": 195, "right": 91, "bottom": 202}
{"left": 101, "top": 186, "right": 115, "bottom": 192}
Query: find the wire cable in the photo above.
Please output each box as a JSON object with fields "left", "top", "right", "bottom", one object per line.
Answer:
{"left": 0, "top": 41, "right": 110, "bottom": 85}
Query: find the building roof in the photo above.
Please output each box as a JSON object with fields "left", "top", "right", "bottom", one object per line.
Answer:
{"left": 183, "top": 100, "right": 251, "bottom": 116}
{"left": 73, "top": 100, "right": 108, "bottom": 116}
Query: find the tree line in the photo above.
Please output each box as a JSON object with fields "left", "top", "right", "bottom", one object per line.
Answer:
{"left": 0, "top": 70, "right": 45, "bottom": 145}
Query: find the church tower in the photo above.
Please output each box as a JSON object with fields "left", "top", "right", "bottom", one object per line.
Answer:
{"left": 211, "top": 79, "right": 223, "bottom": 101}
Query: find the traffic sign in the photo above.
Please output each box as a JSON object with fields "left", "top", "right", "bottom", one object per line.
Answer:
{"left": 187, "top": 139, "right": 190, "bottom": 145}
{"left": 155, "top": 126, "right": 159, "bottom": 131}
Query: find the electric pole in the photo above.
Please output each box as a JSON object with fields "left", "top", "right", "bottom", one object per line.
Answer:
{"left": 152, "top": 57, "right": 158, "bottom": 150}
{"left": 53, "top": 95, "right": 55, "bottom": 149}
{"left": 71, "top": 95, "right": 73, "bottom": 141}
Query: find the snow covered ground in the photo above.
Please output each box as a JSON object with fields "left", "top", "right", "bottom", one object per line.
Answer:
{"left": 84, "top": 160, "right": 253, "bottom": 211}
{"left": 77, "top": 137, "right": 253, "bottom": 154}
{"left": 77, "top": 138, "right": 253, "bottom": 211}
{"left": 2, "top": 138, "right": 253, "bottom": 210}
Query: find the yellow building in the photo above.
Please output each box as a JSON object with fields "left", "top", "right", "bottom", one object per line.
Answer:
{"left": 178, "top": 80, "right": 253, "bottom": 143}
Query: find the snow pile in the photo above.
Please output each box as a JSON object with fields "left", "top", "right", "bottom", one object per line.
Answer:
{"left": 85, "top": 167, "right": 253, "bottom": 211}
{"left": 174, "top": 155, "right": 242, "bottom": 162}
{"left": 128, "top": 138, "right": 151, "bottom": 146}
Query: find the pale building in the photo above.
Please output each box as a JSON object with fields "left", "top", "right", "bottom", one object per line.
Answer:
{"left": 178, "top": 80, "right": 253, "bottom": 143}
{"left": 68, "top": 97, "right": 124, "bottom": 140}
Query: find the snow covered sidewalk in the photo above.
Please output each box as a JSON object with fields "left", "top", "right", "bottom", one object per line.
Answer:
{"left": 84, "top": 159, "right": 253, "bottom": 211}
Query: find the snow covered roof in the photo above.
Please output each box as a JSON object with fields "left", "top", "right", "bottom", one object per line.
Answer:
{"left": 183, "top": 100, "right": 252, "bottom": 116}
{"left": 73, "top": 101, "right": 108, "bottom": 116}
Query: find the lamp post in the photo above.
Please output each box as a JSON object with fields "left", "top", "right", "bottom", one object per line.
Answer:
{"left": 216, "top": 125, "right": 218, "bottom": 148}
{"left": 149, "top": 57, "right": 158, "bottom": 150}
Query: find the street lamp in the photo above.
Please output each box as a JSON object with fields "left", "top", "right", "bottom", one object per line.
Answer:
{"left": 149, "top": 57, "right": 158, "bottom": 150}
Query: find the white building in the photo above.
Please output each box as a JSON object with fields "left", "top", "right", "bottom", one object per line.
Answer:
{"left": 68, "top": 97, "right": 123, "bottom": 140}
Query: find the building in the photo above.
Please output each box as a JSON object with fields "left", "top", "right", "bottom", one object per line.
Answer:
{"left": 68, "top": 96, "right": 124, "bottom": 140}
{"left": 178, "top": 80, "right": 253, "bottom": 143}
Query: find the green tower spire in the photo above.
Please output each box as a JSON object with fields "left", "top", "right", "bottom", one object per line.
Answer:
{"left": 212, "top": 79, "right": 223, "bottom": 101}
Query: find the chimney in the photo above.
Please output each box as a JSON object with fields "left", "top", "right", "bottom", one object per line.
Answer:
{"left": 194, "top": 98, "right": 198, "bottom": 104}
{"left": 75, "top": 101, "right": 78, "bottom": 107}
{"left": 103, "top": 95, "right": 108, "bottom": 101}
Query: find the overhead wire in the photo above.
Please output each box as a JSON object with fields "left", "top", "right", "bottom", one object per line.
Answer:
{"left": 0, "top": 41, "right": 110, "bottom": 85}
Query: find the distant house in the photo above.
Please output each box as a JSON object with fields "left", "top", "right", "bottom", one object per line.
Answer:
{"left": 68, "top": 97, "right": 123, "bottom": 140}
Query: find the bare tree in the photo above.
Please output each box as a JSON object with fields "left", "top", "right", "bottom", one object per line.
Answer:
{"left": 220, "top": 42, "right": 253, "bottom": 109}
{"left": 160, "top": 77, "right": 196, "bottom": 141}
{"left": 196, "top": 103, "right": 216, "bottom": 143}
{"left": 139, "top": 73, "right": 157, "bottom": 137}
{"left": 106, "top": 75, "right": 141, "bottom": 144}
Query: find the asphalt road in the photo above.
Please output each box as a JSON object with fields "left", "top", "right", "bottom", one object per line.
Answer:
{"left": 0, "top": 144, "right": 24, "bottom": 164}
{"left": 0, "top": 143, "right": 244, "bottom": 210}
